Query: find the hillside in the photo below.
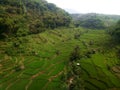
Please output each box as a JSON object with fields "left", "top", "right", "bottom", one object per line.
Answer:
{"left": 0, "top": 0, "right": 120, "bottom": 90}
{"left": 71, "top": 13, "right": 120, "bottom": 28}
{"left": 0, "top": 0, "right": 72, "bottom": 39}
{"left": 0, "top": 27, "right": 120, "bottom": 90}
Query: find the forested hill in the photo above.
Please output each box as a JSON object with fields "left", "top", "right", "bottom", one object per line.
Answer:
{"left": 0, "top": 0, "right": 72, "bottom": 38}
{"left": 71, "top": 13, "right": 120, "bottom": 29}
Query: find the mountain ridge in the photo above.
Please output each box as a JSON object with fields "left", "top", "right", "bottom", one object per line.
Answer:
{"left": 71, "top": 13, "right": 120, "bottom": 28}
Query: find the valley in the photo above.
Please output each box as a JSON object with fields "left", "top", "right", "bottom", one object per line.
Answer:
{"left": 0, "top": 28, "right": 120, "bottom": 90}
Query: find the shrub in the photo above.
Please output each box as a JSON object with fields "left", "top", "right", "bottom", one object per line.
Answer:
{"left": 69, "top": 46, "right": 81, "bottom": 62}
{"left": 108, "top": 20, "right": 120, "bottom": 42}
{"left": 74, "top": 33, "right": 80, "bottom": 39}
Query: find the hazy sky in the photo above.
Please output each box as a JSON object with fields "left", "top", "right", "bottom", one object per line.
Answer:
{"left": 46, "top": 0, "right": 120, "bottom": 15}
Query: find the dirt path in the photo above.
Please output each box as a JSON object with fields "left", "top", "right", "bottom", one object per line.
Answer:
{"left": 41, "top": 59, "right": 65, "bottom": 90}
{"left": 48, "top": 71, "right": 63, "bottom": 82}
{"left": 25, "top": 54, "right": 65, "bottom": 90}
{"left": 6, "top": 79, "right": 20, "bottom": 90}
{"left": 5, "top": 71, "right": 24, "bottom": 90}
{"left": 3, "top": 70, "right": 14, "bottom": 78}
{"left": 42, "top": 71, "right": 63, "bottom": 90}
{"left": 25, "top": 80, "right": 33, "bottom": 90}
{"left": 31, "top": 71, "right": 44, "bottom": 79}
{"left": 25, "top": 71, "right": 45, "bottom": 90}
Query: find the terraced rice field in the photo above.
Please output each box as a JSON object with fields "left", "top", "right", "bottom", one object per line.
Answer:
{"left": 0, "top": 28, "right": 120, "bottom": 90}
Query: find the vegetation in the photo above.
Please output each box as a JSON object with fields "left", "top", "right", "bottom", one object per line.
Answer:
{"left": 0, "top": 0, "right": 72, "bottom": 38}
{"left": 75, "top": 18, "right": 105, "bottom": 29}
{"left": 108, "top": 20, "right": 120, "bottom": 42}
{"left": 69, "top": 46, "right": 81, "bottom": 62}
{"left": 0, "top": 28, "right": 120, "bottom": 90}
{"left": 0, "top": 0, "right": 120, "bottom": 90}
{"left": 71, "top": 13, "right": 120, "bottom": 29}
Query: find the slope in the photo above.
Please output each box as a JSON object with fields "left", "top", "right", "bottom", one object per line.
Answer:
{"left": 0, "top": 27, "right": 120, "bottom": 90}
{"left": 0, "top": 0, "right": 72, "bottom": 39}
{"left": 71, "top": 13, "right": 120, "bottom": 28}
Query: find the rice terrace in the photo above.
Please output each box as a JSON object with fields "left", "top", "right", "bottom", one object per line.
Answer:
{"left": 0, "top": 0, "right": 120, "bottom": 90}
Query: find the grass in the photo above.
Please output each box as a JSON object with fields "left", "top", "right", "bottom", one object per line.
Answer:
{"left": 0, "top": 27, "right": 120, "bottom": 90}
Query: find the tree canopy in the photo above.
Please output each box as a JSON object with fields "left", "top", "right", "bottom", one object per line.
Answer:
{"left": 109, "top": 20, "right": 120, "bottom": 42}
{"left": 0, "top": 0, "right": 72, "bottom": 38}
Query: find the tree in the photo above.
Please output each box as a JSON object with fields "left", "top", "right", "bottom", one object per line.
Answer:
{"left": 0, "top": 0, "right": 72, "bottom": 38}
{"left": 69, "top": 46, "right": 81, "bottom": 62}
{"left": 79, "top": 18, "right": 105, "bottom": 29}
{"left": 109, "top": 20, "right": 120, "bottom": 42}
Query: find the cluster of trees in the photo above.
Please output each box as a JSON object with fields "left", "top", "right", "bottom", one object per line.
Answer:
{"left": 66, "top": 46, "right": 84, "bottom": 90}
{"left": 108, "top": 20, "right": 120, "bottom": 42}
{"left": 74, "top": 18, "right": 105, "bottom": 29}
{"left": 0, "top": 0, "right": 72, "bottom": 38}
{"left": 71, "top": 13, "right": 120, "bottom": 29}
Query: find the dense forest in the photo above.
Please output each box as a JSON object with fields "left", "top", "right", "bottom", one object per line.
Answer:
{"left": 71, "top": 13, "right": 120, "bottom": 29}
{"left": 0, "top": 0, "right": 120, "bottom": 90}
{"left": 0, "top": 0, "right": 72, "bottom": 38}
{"left": 108, "top": 20, "right": 120, "bottom": 42}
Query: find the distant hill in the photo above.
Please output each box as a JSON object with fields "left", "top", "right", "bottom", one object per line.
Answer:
{"left": 0, "top": 0, "right": 72, "bottom": 38}
{"left": 71, "top": 13, "right": 120, "bottom": 29}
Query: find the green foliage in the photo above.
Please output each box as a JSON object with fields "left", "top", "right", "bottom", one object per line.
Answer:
{"left": 16, "top": 27, "right": 28, "bottom": 37}
{"left": 72, "top": 13, "right": 120, "bottom": 29}
{"left": 5, "top": 38, "right": 28, "bottom": 55}
{"left": 0, "top": 0, "right": 72, "bottom": 38}
{"left": 108, "top": 20, "right": 120, "bottom": 42}
{"left": 66, "top": 62, "right": 85, "bottom": 90}
{"left": 66, "top": 46, "right": 85, "bottom": 90}
{"left": 0, "top": 28, "right": 120, "bottom": 90}
{"left": 81, "top": 18, "right": 105, "bottom": 29}
{"left": 0, "top": 17, "right": 19, "bottom": 38}
{"left": 69, "top": 46, "right": 81, "bottom": 62}
{"left": 74, "top": 17, "right": 105, "bottom": 29}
